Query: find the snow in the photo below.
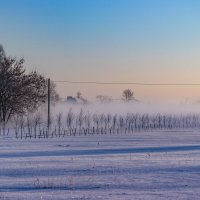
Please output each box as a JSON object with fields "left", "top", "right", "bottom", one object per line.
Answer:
{"left": 1, "top": 130, "right": 200, "bottom": 199}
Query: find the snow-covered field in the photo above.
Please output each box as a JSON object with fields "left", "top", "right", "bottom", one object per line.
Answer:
{"left": 1, "top": 130, "right": 200, "bottom": 199}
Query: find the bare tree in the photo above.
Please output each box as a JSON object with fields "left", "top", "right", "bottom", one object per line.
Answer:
{"left": 0, "top": 45, "right": 6, "bottom": 59}
{"left": 77, "top": 91, "right": 82, "bottom": 99}
{"left": 49, "top": 81, "right": 60, "bottom": 104}
{"left": 66, "top": 108, "right": 74, "bottom": 130}
{"left": 96, "top": 95, "right": 112, "bottom": 103}
{"left": 0, "top": 48, "right": 58, "bottom": 130}
{"left": 76, "top": 91, "right": 88, "bottom": 104}
{"left": 122, "top": 89, "right": 135, "bottom": 101}
{"left": 0, "top": 57, "right": 45, "bottom": 125}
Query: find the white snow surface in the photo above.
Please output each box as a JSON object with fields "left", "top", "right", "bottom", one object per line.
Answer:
{"left": 1, "top": 130, "right": 200, "bottom": 199}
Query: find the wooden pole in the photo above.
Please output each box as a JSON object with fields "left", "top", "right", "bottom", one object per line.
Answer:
{"left": 47, "top": 78, "right": 50, "bottom": 130}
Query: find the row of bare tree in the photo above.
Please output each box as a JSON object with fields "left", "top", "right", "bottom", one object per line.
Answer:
{"left": 3, "top": 110, "right": 199, "bottom": 138}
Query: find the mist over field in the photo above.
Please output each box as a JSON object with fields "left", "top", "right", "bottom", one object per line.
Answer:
{"left": 51, "top": 101, "right": 200, "bottom": 116}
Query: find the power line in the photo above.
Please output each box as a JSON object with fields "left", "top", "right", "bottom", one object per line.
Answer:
{"left": 53, "top": 80, "right": 200, "bottom": 86}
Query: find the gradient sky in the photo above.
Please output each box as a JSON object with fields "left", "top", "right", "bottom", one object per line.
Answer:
{"left": 1, "top": 0, "right": 200, "bottom": 102}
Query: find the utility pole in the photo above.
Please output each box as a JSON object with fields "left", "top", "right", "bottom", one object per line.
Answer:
{"left": 47, "top": 78, "right": 50, "bottom": 130}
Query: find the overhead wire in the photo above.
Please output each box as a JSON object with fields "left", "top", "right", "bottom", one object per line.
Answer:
{"left": 53, "top": 80, "right": 200, "bottom": 86}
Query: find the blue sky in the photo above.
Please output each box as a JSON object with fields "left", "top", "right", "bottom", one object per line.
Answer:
{"left": 1, "top": 0, "right": 200, "bottom": 101}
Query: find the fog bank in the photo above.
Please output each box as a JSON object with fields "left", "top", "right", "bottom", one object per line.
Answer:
{"left": 50, "top": 101, "right": 200, "bottom": 116}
